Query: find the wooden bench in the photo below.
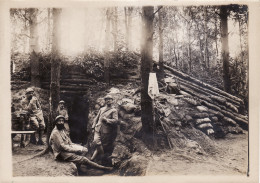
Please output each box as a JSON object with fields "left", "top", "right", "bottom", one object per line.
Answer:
{"left": 12, "top": 131, "right": 36, "bottom": 148}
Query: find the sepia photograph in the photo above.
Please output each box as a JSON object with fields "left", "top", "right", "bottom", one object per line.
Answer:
{"left": 0, "top": 0, "right": 259, "bottom": 182}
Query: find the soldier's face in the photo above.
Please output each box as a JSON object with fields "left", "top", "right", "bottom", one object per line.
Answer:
{"left": 57, "top": 118, "right": 64, "bottom": 125}
{"left": 105, "top": 98, "right": 113, "bottom": 105}
{"left": 26, "top": 92, "right": 33, "bottom": 99}
{"left": 59, "top": 103, "right": 64, "bottom": 109}
{"left": 56, "top": 118, "right": 65, "bottom": 130}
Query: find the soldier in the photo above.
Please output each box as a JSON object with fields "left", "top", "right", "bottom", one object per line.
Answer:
{"left": 49, "top": 115, "right": 112, "bottom": 171}
{"left": 24, "top": 87, "right": 45, "bottom": 145}
{"left": 91, "top": 95, "right": 118, "bottom": 163}
{"left": 57, "top": 100, "right": 69, "bottom": 134}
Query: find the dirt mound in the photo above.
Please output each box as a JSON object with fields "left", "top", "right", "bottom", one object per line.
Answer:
{"left": 86, "top": 82, "right": 243, "bottom": 175}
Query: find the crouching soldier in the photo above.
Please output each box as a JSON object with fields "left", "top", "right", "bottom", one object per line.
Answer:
{"left": 23, "top": 87, "right": 45, "bottom": 145}
{"left": 49, "top": 115, "right": 113, "bottom": 171}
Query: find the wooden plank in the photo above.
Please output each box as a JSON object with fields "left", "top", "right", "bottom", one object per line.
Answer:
{"left": 11, "top": 131, "right": 35, "bottom": 134}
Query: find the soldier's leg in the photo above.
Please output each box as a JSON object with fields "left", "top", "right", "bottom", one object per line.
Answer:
{"left": 30, "top": 116, "right": 39, "bottom": 144}
{"left": 91, "top": 131, "right": 104, "bottom": 161}
{"left": 60, "top": 152, "right": 112, "bottom": 171}
{"left": 37, "top": 118, "right": 45, "bottom": 145}
{"left": 24, "top": 123, "right": 31, "bottom": 147}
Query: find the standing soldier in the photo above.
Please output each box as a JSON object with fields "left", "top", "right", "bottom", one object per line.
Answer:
{"left": 91, "top": 95, "right": 118, "bottom": 163}
{"left": 24, "top": 87, "right": 45, "bottom": 145}
{"left": 57, "top": 100, "right": 70, "bottom": 134}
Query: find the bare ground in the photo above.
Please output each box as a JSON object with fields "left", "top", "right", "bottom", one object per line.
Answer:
{"left": 146, "top": 133, "right": 248, "bottom": 175}
{"left": 12, "top": 132, "right": 248, "bottom": 176}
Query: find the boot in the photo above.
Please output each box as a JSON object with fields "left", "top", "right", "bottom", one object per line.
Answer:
{"left": 30, "top": 133, "right": 37, "bottom": 144}
{"left": 37, "top": 130, "right": 45, "bottom": 145}
{"left": 24, "top": 134, "right": 30, "bottom": 147}
{"left": 91, "top": 145, "right": 104, "bottom": 161}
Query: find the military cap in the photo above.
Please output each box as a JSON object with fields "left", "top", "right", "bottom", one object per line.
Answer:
{"left": 55, "top": 115, "right": 65, "bottom": 123}
{"left": 59, "top": 100, "right": 65, "bottom": 104}
{"left": 104, "top": 94, "right": 113, "bottom": 100}
{"left": 26, "top": 87, "right": 34, "bottom": 94}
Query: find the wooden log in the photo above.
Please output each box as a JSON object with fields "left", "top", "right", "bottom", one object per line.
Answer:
{"left": 195, "top": 118, "right": 211, "bottom": 125}
{"left": 223, "top": 117, "right": 237, "bottom": 127}
{"left": 210, "top": 95, "right": 226, "bottom": 105}
{"left": 197, "top": 123, "right": 213, "bottom": 129}
{"left": 170, "top": 73, "right": 241, "bottom": 108}
{"left": 202, "top": 101, "right": 248, "bottom": 130}
{"left": 208, "top": 109, "right": 224, "bottom": 119}
{"left": 180, "top": 85, "right": 239, "bottom": 118}
{"left": 187, "top": 95, "right": 247, "bottom": 130}
{"left": 225, "top": 102, "right": 238, "bottom": 113}
{"left": 165, "top": 65, "right": 243, "bottom": 105}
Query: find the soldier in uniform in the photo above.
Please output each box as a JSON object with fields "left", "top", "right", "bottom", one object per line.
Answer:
{"left": 49, "top": 115, "right": 112, "bottom": 171}
{"left": 57, "top": 100, "right": 69, "bottom": 134}
{"left": 91, "top": 95, "right": 118, "bottom": 163}
{"left": 23, "top": 87, "right": 45, "bottom": 145}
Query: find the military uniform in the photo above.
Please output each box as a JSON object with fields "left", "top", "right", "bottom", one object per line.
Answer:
{"left": 57, "top": 106, "right": 69, "bottom": 132}
{"left": 24, "top": 96, "right": 45, "bottom": 131}
{"left": 49, "top": 121, "right": 112, "bottom": 170}
{"left": 92, "top": 105, "right": 118, "bottom": 154}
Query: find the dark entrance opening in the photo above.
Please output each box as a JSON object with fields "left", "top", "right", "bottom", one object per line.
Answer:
{"left": 60, "top": 93, "right": 89, "bottom": 145}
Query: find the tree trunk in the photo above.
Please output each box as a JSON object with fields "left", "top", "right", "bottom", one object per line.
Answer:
{"left": 104, "top": 8, "right": 111, "bottom": 84}
{"left": 84, "top": 8, "right": 88, "bottom": 52}
{"left": 158, "top": 6, "right": 164, "bottom": 81}
{"left": 125, "top": 7, "right": 133, "bottom": 51}
{"left": 220, "top": 6, "right": 231, "bottom": 93}
{"left": 203, "top": 7, "right": 209, "bottom": 69}
{"left": 214, "top": 12, "right": 219, "bottom": 62}
{"left": 141, "top": 6, "right": 154, "bottom": 144}
{"left": 47, "top": 8, "right": 62, "bottom": 147}
{"left": 112, "top": 7, "right": 118, "bottom": 51}
{"left": 29, "top": 8, "right": 40, "bottom": 87}
{"left": 188, "top": 30, "right": 192, "bottom": 73}
{"left": 47, "top": 8, "right": 51, "bottom": 52}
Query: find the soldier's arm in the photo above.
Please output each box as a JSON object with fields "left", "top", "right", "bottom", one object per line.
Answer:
{"left": 91, "top": 110, "right": 101, "bottom": 128}
{"left": 53, "top": 132, "right": 82, "bottom": 153}
{"left": 105, "top": 109, "right": 118, "bottom": 125}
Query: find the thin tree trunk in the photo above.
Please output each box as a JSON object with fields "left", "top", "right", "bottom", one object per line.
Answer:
{"left": 84, "top": 9, "right": 88, "bottom": 52}
{"left": 141, "top": 6, "right": 154, "bottom": 144}
{"left": 47, "top": 8, "right": 51, "bottom": 52}
{"left": 158, "top": 6, "right": 164, "bottom": 81}
{"left": 125, "top": 7, "right": 133, "bottom": 51}
{"left": 124, "top": 7, "right": 128, "bottom": 50}
{"left": 203, "top": 7, "right": 209, "bottom": 69}
{"left": 47, "top": 8, "right": 62, "bottom": 148}
{"left": 128, "top": 7, "right": 133, "bottom": 50}
{"left": 112, "top": 7, "right": 118, "bottom": 51}
{"left": 29, "top": 8, "right": 40, "bottom": 87}
{"left": 188, "top": 27, "right": 192, "bottom": 73}
{"left": 220, "top": 6, "right": 231, "bottom": 93}
{"left": 214, "top": 12, "right": 219, "bottom": 61}
{"left": 104, "top": 8, "right": 111, "bottom": 84}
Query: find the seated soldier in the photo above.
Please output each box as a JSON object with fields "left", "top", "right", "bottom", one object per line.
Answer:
{"left": 22, "top": 87, "right": 45, "bottom": 145}
{"left": 49, "top": 115, "right": 113, "bottom": 171}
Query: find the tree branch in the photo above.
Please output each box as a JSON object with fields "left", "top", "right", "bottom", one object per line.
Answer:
{"left": 153, "top": 6, "right": 163, "bottom": 16}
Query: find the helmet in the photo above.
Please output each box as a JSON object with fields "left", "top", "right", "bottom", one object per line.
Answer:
{"left": 104, "top": 94, "right": 113, "bottom": 100}
{"left": 59, "top": 100, "right": 65, "bottom": 104}
{"left": 55, "top": 115, "right": 65, "bottom": 123}
{"left": 26, "top": 87, "right": 34, "bottom": 94}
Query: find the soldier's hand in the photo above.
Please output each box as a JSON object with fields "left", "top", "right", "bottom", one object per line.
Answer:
{"left": 82, "top": 147, "right": 88, "bottom": 153}
{"left": 102, "top": 117, "right": 107, "bottom": 122}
